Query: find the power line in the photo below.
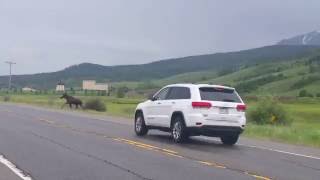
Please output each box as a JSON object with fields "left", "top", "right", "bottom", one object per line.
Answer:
{"left": 5, "top": 61, "right": 16, "bottom": 90}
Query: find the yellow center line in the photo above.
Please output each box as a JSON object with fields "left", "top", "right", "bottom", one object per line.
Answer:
{"left": 245, "top": 172, "right": 271, "bottom": 180}
{"left": 118, "top": 139, "right": 159, "bottom": 149}
{"left": 161, "top": 148, "right": 178, "bottom": 154}
{"left": 134, "top": 144, "right": 155, "bottom": 151}
{"left": 213, "top": 165, "right": 227, "bottom": 169}
{"left": 162, "top": 152, "right": 184, "bottom": 158}
{"left": 198, "top": 161, "right": 214, "bottom": 166}
{"left": 198, "top": 161, "right": 226, "bottom": 169}
{"left": 38, "top": 118, "right": 55, "bottom": 124}
{"left": 35, "top": 118, "right": 272, "bottom": 180}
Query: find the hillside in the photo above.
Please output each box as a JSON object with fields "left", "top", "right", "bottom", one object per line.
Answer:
{"left": 0, "top": 45, "right": 319, "bottom": 89}
{"left": 148, "top": 52, "right": 320, "bottom": 96}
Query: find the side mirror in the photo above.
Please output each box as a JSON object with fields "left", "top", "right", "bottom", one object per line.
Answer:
{"left": 148, "top": 94, "right": 156, "bottom": 101}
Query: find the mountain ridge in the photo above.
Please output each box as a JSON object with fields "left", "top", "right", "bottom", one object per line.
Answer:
{"left": 0, "top": 45, "right": 320, "bottom": 89}
{"left": 278, "top": 31, "right": 320, "bottom": 45}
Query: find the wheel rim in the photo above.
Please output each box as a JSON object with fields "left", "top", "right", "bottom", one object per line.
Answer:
{"left": 173, "top": 122, "right": 182, "bottom": 140}
{"left": 135, "top": 116, "right": 143, "bottom": 132}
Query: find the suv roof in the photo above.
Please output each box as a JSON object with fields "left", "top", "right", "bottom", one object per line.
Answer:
{"left": 165, "top": 83, "right": 235, "bottom": 90}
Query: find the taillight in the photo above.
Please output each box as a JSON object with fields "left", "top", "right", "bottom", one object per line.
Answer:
{"left": 192, "top": 102, "right": 212, "bottom": 108}
{"left": 237, "top": 104, "right": 246, "bottom": 112}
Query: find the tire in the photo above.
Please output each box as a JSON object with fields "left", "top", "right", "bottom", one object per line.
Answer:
{"left": 134, "top": 112, "right": 148, "bottom": 136}
{"left": 220, "top": 135, "right": 239, "bottom": 145}
{"left": 171, "top": 115, "right": 187, "bottom": 143}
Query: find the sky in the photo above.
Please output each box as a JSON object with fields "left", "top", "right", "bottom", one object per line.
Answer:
{"left": 0, "top": 0, "right": 319, "bottom": 75}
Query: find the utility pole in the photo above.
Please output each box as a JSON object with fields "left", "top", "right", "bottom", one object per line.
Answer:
{"left": 5, "top": 61, "right": 16, "bottom": 90}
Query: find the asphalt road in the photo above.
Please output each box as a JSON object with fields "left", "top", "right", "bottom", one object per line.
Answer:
{"left": 0, "top": 104, "right": 319, "bottom": 180}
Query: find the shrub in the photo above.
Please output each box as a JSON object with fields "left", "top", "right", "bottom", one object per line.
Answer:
{"left": 217, "top": 69, "right": 234, "bottom": 76}
{"left": 316, "top": 93, "right": 320, "bottom": 97}
{"left": 292, "top": 76, "right": 320, "bottom": 89}
{"left": 235, "top": 74, "right": 285, "bottom": 93}
{"left": 298, "top": 89, "right": 313, "bottom": 97}
{"left": 247, "top": 98, "right": 291, "bottom": 125}
{"left": 136, "top": 81, "right": 159, "bottom": 90}
{"left": 84, "top": 99, "right": 106, "bottom": 112}
{"left": 116, "top": 86, "right": 129, "bottom": 98}
{"left": 298, "top": 89, "right": 308, "bottom": 97}
{"left": 3, "top": 96, "right": 10, "bottom": 102}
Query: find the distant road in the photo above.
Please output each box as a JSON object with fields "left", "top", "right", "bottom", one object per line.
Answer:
{"left": 0, "top": 103, "right": 319, "bottom": 180}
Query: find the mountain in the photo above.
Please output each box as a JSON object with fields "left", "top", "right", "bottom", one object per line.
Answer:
{"left": 0, "top": 45, "right": 319, "bottom": 89}
{"left": 148, "top": 54, "right": 320, "bottom": 96}
{"left": 199, "top": 54, "right": 320, "bottom": 96}
{"left": 278, "top": 31, "right": 320, "bottom": 45}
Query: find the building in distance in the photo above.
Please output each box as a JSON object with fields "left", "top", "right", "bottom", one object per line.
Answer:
{"left": 22, "top": 87, "right": 37, "bottom": 92}
{"left": 56, "top": 81, "right": 65, "bottom": 92}
{"left": 83, "top": 80, "right": 108, "bottom": 93}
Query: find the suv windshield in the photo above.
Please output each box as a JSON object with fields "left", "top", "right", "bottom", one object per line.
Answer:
{"left": 199, "top": 87, "right": 241, "bottom": 103}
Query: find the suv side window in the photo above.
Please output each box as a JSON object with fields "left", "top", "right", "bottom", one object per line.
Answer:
{"left": 154, "top": 88, "right": 170, "bottom": 100}
{"left": 166, "top": 87, "right": 191, "bottom": 100}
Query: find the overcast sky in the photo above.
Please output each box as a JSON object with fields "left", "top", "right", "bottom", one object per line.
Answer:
{"left": 0, "top": 0, "right": 319, "bottom": 75}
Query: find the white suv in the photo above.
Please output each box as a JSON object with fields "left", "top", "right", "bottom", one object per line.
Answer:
{"left": 134, "top": 84, "right": 246, "bottom": 145}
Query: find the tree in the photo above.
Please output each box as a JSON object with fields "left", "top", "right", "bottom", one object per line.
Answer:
{"left": 298, "top": 89, "right": 308, "bottom": 97}
{"left": 117, "top": 86, "right": 129, "bottom": 98}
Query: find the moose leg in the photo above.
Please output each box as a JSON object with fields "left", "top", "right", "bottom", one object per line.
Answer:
{"left": 69, "top": 103, "right": 72, "bottom": 109}
{"left": 76, "top": 104, "right": 79, "bottom": 109}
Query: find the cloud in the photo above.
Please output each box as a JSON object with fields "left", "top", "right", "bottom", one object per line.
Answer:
{"left": 0, "top": 0, "right": 319, "bottom": 75}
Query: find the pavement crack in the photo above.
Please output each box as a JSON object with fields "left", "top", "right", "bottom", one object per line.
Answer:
{"left": 29, "top": 131, "right": 153, "bottom": 180}
{"left": 35, "top": 118, "right": 272, "bottom": 179}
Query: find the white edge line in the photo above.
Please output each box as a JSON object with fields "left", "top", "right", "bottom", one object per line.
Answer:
{"left": 3, "top": 104, "right": 320, "bottom": 161}
{"left": 0, "top": 155, "right": 32, "bottom": 180}
{"left": 238, "top": 144, "right": 320, "bottom": 160}
{"left": 199, "top": 137, "right": 320, "bottom": 160}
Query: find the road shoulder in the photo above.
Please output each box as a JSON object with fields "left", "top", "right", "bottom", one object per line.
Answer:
{"left": 1, "top": 102, "right": 320, "bottom": 159}
{"left": 0, "top": 155, "right": 31, "bottom": 180}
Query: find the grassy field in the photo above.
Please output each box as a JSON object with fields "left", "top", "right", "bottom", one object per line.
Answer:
{"left": 1, "top": 94, "right": 320, "bottom": 148}
{"left": 117, "top": 57, "right": 320, "bottom": 97}
{"left": 244, "top": 98, "right": 320, "bottom": 147}
{"left": 0, "top": 94, "right": 140, "bottom": 118}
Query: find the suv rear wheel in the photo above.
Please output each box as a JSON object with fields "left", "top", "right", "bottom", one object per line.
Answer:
{"left": 220, "top": 135, "right": 239, "bottom": 145}
{"left": 135, "top": 112, "right": 148, "bottom": 136}
{"left": 171, "top": 116, "right": 187, "bottom": 143}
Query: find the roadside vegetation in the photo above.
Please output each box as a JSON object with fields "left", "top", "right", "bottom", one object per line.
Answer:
{"left": 247, "top": 97, "right": 291, "bottom": 125}
{"left": 84, "top": 98, "right": 107, "bottom": 112}
{"left": 1, "top": 93, "right": 320, "bottom": 147}
{"left": 0, "top": 93, "right": 138, "bottom": 118}
{"left": 0, "top": 52, "right": 319, "bottom": 147}
{"left": 245, "top": 98, "right": 320, "bottom": 147}
{"left": 2, "top": 95, "right": 10, "bottom": 102}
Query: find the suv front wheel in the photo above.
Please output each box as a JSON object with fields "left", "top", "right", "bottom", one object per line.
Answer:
{"left": 135, "top": 112, "right": 148, "bottom": 136}
{"left": 171, "top": 116, "right": 188, "bottom": 143}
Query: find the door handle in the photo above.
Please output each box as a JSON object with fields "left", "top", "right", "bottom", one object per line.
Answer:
{"left": 171, "top": 102, "right": 176, "bottom": 104}
{"left": 157, "top": 102, "right": 162, "bottom": 105}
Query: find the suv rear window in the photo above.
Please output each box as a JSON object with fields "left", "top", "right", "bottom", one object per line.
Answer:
{"left": 199, "top": 87, "right": 241, "bottom": 103}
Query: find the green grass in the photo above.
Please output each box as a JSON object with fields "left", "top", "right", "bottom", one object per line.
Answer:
{"left": 154, "top": 71, "right": 218, "bottom": 85}
{"left": 244, "top": 99, "right": 320, "bottom": 147}
{"left": 0, "top": 94, "right": 141, "bottom": 118}
{"left": 1, "top": 94, "right": 320, "bottom": 148}
{"left": 98, "top": 56, "right": 320, "bottom": 98}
